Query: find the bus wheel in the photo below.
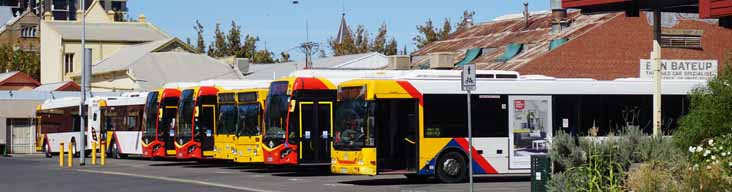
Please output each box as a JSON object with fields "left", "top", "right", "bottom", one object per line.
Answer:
{"left": 436, "top": 150, "right": 468, "bottom": 183}
{"left": 111, "top": 143, "right": 120, "bottom": 159}
{"left": 43, "top": 143, "right": 52, "bottom": 158}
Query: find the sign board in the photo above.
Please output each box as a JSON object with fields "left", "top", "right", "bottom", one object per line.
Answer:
{"left": 640, "top": 60, "right": 717, "bottom": 80}
{"left": 462, "top": 64, "right": 476, "bottom": 91}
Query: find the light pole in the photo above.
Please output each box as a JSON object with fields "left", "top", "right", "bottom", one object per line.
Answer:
{"left": 78, "top": 0, "right": 88, "bottom": 165}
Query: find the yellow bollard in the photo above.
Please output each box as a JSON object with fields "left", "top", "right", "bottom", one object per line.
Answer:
{"left": 67, "top": 142, "right": 72, "bottom": 168}
{"left": 100, "top": 142, "right": 106, "bottom": 166}
{"left": 91, "top": 142, "right": 97, "bottom": 165}
{"left": 59, "top": 142, "right": 64, "bottom": 167}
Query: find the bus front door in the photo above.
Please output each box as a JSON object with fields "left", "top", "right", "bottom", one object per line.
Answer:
{"left": 376, "top": 99, "right": 418, "bottom": 173}
{"left": 198, "top": 105, "right": 216, "bottom": 155}
{"left": 298, "top": 101, "right": 332, "bottom": 165}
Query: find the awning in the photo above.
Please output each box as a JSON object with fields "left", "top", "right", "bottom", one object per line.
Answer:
{"left": 454, "top": 48, "right": 482, "bottom": 67}
{"left": 496, "top": 43, "right": 523, "bottom": 62}
{"left": 549, "top": 38, "right": 569, "bottom": 51}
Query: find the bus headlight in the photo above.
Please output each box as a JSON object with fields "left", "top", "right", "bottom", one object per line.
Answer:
{"left": 358, "top": 160, "right": 364, "bottom": 165}
{"left": 213, "top": 146, "right": 217, "bottom": 152}
{"left": 281, "top": 148, "right": 292, "bottom": 159}
{"left": 153, "top": 144, "right": 161, "bottom": 152}
{"left": 231, "top": 148, "right": 237, "bottom": 155}
{"left": 188, "top": 145, "right": 196, "bottom": 154}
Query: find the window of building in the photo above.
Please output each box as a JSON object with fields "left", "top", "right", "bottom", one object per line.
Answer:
{"left": 64, "top": 53, "right": 74, "bottom": 74}
{"left": 20, "top": 25, "right": 37, "bottom": 38}
{"left": 660, "top": 29, "right": 703, "bottom": 49}
{"left": 52, "top": 0, "right": 69, "bottom": 11}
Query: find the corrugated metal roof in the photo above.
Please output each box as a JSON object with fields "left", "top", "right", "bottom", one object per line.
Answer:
{"left": 245, "top": 52, "right": 387, "bottom": 80}
{"left": 411, "top": 10, "right": 618, "bottom": 71}
{"left": 33, "top": 81, "right": 78, "bottom": 91}
{"left": 0, "top": 6, "right": 13, "bottom": 27}
{"left": 128, "top": 52, "right": 244, "bottom": 90}
{"left": 0, "top": 91, "right": 121, "bottom": 101}
{"left": 44, "top": 21, "right": 169, "bottom": 42}
{"left": 0, "top": 71, "right": 19, "bottom": 82}
{"left": 90, "top": 37, "right": 177, "bottom": 74}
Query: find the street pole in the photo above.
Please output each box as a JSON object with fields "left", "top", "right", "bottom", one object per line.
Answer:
{"left": 652, "top": 9, "right": 662, "bottom": 137}
{"left": 78, "top": 0, "right": 87, "bottom": 165}
{"left": 466, "top": 90, "right": 473, "bottom": 192}
{"left": 462, "top": 64, "right": 476, "bottom": 192}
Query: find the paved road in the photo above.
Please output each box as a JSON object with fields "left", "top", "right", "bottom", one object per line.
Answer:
{"left": 1, "top": 155, "right": 530, "bottom": 192}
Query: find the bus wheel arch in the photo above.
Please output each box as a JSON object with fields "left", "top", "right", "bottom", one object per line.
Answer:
{"left": 43, "top": 141, "right": 52, "bottom": 158}
{"left": 435, "top": 147, "right": 468, "bottom": 183}
{"left": 70, "top": 138, "right": 78, "bottom": 157}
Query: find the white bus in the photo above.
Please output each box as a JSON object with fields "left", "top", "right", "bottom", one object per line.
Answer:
{"left": 89, "top": 92, "right": 148, "bottom": 159}
{"left": 36, "top": 97, "right": 93, "bottom": 157}
{"left": 330, "top": 74, "right": 704, "bottom": 183}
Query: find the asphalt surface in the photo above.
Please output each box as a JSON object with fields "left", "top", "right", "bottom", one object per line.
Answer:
{"left": 0, "top": 154, "right": 530, "bottom": 192}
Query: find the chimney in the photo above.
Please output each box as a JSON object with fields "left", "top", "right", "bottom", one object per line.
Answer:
{"left": 236, "top": 58, "right": 251, "bottom": 75}
{"left": 387, "top": 55, "right": 410, "bottom": 70}
{"left": 43, "top": 11, "right": 52, "bottom": 21}
{"left": 550, "top": 0, "right": 570, "bottom": 33}
{"left": 76, "top": 9, "right": 83, "bottom": 22}
{"left": 429, "top": 52, "right": 457, "bottom": 69}
{"left": 138, "top": 14, "right": 146, "bottom": 23}
{"left": 107, "top": 10, "right": 115, "bottom": 21}
{"left": 523, "top": 2, "right": 530, "bottom": 28}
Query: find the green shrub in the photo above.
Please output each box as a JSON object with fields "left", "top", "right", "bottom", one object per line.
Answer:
{"left": 625, "top": 160, "right": 681, "bottom": 192}
{"left": 673, "top": 62, "right": 732, "bottom": 149}
{"left": 548, "top": 131, "right": 585, "bottom": 172}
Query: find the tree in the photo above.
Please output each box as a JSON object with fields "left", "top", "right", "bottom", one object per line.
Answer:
{"left": 0, "top": 44, "right": 40, "bottom": 80}
{"left": 439, "top": 18, "right": 452, "bottom": 40}
{"left": 207, "top": 23, "right": 228, "bottom": 58}
{"left": 194, "top": 20, "right": 206, "bottom": 54}
{"left": 227, "top": 21, "right": 243, "bottom": 57}
{"left": 402, "top": 45, "right": 408, "bottom": 55}
{"left": 413, "top": 19, "right": 439, "bottom": 49}
{"left": 457, "top": 10, "right": 476, "bottom": 32}
{"left": 385, "top": 37, "right": 398, "bottom": 56}
{"left": 280, "top": 52, "right": 290, "bottom": 62}
{"left": 252, "top": 49, "right": 274, "bottom": 63}
{"left": 242, "top": 35, "right": 259, "bottom": 60}
{"left": 673, "top": 57, "right": 732, "bottom": 148}
{"left": 371, "top": 22, "right": 388, "bottom": 54}
{"left": 354, "top": 25, "right": 369, "bottom": 53}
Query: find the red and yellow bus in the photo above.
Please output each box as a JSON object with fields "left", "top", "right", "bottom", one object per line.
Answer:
{"left": 214, "top": 88, "right": 269, "bottom": 163}
{"left": 175, "top": 86, "right": 219, "bottom": 159}
{"left": 261, "top": 77, "right": 337, "bottom": 166}
{"left": 141, "top": 88, "right": 183, "bottom": 158}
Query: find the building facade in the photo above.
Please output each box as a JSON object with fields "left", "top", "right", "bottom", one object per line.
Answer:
{"left": 0, "top": 0, "right": 127, "bottom": 22}
{"left": 40, "top": 0, "right": 168, "bottom": 84}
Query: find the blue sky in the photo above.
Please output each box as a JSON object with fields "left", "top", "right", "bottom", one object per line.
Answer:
{"left": 129, "top": 0, "right": 549, "bottom": 60}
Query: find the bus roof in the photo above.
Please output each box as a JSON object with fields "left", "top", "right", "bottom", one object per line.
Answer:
{"left": 401, "top": 78, "right": 704, "bottom": 95}
{"left": 162, "top": 82, "right": 199, "bottom": 89}
{"left": 96, "top": 92, "right": 148, "bottom": 107}
{"left": 40, "top": 96, "right": 87, "bottom": 110}
{"left": 199, "top": 79, "right": 271, "bottom": 90}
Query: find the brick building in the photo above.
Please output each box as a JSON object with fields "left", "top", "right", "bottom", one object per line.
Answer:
{"left": 411, "top": 9, "right": 732, "bottom": 80}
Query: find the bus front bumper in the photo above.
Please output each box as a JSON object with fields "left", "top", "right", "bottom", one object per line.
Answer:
{"left": 263, "top": 145, "right": 298, "bottom": 165}
{"left": 176, "top": 141, "right": 201, "bottom": 159}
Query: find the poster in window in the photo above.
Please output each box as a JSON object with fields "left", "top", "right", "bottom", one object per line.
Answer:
{"left": 508, "top": 96, "right": 552, "bottom": 169}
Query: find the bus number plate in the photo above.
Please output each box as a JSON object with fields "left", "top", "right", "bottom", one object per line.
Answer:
{"left": 267, "top": 157, "right": 273, "bottom": 162}
{"left": 340, "top": 168, "right": 347, "bottom": 174}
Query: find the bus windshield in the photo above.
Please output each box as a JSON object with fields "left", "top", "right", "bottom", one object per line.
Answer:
{"left": 217, "top": 104, "right": 237, "bottom": 135}
{"left": 157, "top": 98, "right": 178, "bottom": 141}
{"left": 264, "top": 81, "right": 289, "bottom": 147}
{"left": 143, "top": 92, "right": 159, "bottom": 142}
{"left": 177, "top": 90, "right": 195, "bottom": 143}
{"left": 334, "top": 86, "right": 373, "bottom": 151}
{"left": 237, "top": 103, "right": 261, "bottom": 136}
